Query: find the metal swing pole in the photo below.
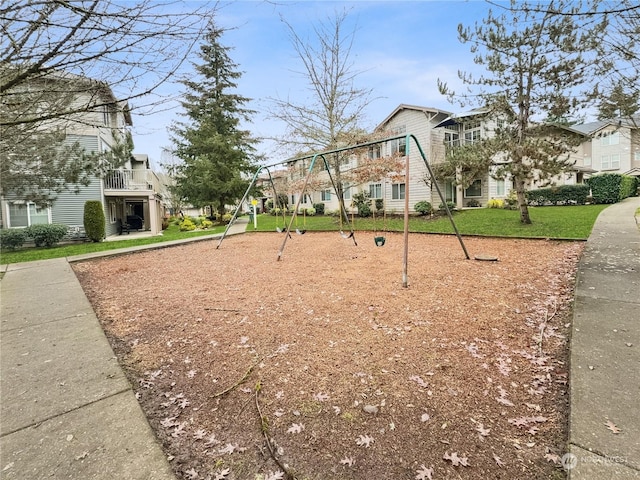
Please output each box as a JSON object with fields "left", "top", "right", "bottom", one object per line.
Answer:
{"left": 402, "top": 134, "right": 410, "bottom": 287}
{"left": 323, "top": 154, "right": 357, "bottom": 245}
{"left": 409, "top": 134, "right": 470, "bottom": 260}
{"left": 277, "top": 154, "right": 320, "bottom": 260}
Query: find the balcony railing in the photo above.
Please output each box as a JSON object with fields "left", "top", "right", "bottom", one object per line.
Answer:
{"left": 104, "top": 169, "right": 161, "bottom": 192}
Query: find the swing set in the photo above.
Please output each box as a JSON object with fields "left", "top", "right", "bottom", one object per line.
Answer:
{"left": 217, "top": 133, "right": 471, "bottom": 288}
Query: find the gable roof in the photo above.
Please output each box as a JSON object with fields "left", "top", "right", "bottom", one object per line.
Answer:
{"left": 433, "top": 107, "right": 492, "bottom": 128}
{"left": 376, "top": 104, "right": 452, "bottom": 131}
{"left": 572, "top": 115, "right": 640, "bottom": 135}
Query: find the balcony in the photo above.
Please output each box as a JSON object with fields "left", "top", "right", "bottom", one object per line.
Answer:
{"left": 104, "top": 169, "right": 161, "bottom": 193}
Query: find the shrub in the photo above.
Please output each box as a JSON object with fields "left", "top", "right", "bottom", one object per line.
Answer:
{"left": 526, "top": 184, "right": 590, "bottom": 205}
{"left": 438, "top": 201, "right": 457, "bottom": 213}
{"left": 201, "top": 219, "right": 214, "bottom": 229}
{"left": 179, "top": 218, "right": 196, "bottom": 231}
{"left": 304, "top": 207, "right": 316, "bottom": 216}
{"left": 619, "top": 175, "right": 639, "bottom": 200}
{"left": 586, "top": 173, "right": 638, "bottom": 204}
{"left": 466, "top": 199, "right": 481, "bottom": 207}
{"left": 84, "top": 200, "right": 106, "bottom": 242}
{"left": 414, "top": 200, "right": 433, "bottom": 216}
{"left": 352, "top": 192, "right": 372, "bottom": 217}
{"left": 375, "top": 198, "right": 384, "bottom": 211}
{"left": 162, "top": 217, "right": 170, "bottom": 230}
{"left": 25, "top": 224, "right": 68, "bottom": 247}
{"left": 313, "top": 203, "right": 325, "bottom": 215}
{"left": 503, "top": 190, "right": 518, "bottom": 209}
{"left": 0, "top": 229, "right": 27, "bottom": 250}
{"left": 487, "top": 198, "right": 504, "bottom": 209}
{"left": 222, "top": 213, "right": 232, "bottom": 223}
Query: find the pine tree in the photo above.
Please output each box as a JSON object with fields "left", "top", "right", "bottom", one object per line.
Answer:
{"left": 438, "top": 0, "right": 606, "bottom": 224}
{"left": 170, "top": 24, "right": 258, "bottom": 218}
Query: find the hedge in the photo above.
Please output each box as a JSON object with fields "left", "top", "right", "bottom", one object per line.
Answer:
{"left": 587, "top": 173, "right": 638, "bottom": 204}
{"left": 525, "top": 184, "right": 590, "bottom": 206}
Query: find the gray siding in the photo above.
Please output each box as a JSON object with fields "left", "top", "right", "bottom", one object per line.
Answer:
{"left": 51, "top": 177, "right": 102, "bottom": 225}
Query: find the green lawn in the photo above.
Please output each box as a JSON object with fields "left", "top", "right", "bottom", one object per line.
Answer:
{"left": 1, "top": 205, "right": 609, "bottom": 265}
{"left": 0, "top": 223, "right": 226, "bottom": 265}
{"left": 253, "top": 204, "right": 609, "bottom": 239}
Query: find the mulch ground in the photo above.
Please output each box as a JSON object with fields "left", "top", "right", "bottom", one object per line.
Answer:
{"left": 73, "top": 231, "right": 583, "bottom": 480}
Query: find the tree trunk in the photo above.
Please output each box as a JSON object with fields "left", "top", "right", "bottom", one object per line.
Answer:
{"left": 515, "top": 178, "right": 531, "bottom": 224}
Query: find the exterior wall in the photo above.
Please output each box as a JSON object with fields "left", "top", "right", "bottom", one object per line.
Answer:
{"left": 590, "top": 126, "right": 633, "bottom": 174}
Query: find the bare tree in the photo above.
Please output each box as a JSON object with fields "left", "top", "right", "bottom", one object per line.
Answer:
{"left": 1, "top": 0, "right": 215, "bottom": 202}
{"left": 268, "top": 9, "right": 379, "bottom": 212}
{"left": 1, "top": 0, "right": 215, "bottom": 126}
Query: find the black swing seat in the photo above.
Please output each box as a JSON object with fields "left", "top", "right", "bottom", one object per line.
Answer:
{"left": 374, "top": 236, "right": 386, "bottom": 246}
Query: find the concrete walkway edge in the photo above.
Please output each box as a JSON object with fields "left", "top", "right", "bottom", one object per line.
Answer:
{"left": 567, "top": 197, "right": 640, "bottom": 479}
{"left": 0, "top": 220, "right": 247, "bottom": 479}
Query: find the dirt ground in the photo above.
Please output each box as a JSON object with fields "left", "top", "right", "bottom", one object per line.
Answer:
{"left": 73, "top": 231, "right": 584, "bottom": 480}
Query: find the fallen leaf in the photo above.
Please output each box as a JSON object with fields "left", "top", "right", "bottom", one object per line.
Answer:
{"left": 340, "top": 457, "right": 355, "bottom": 467}
{"left": 287, "top": 423, "right": 305, "bottom": 434}
{"left": 493, "top": 454, "right": 504, "bottom": 467}
{"left": 605, "top": 420, "right": 621, "bottom": 434}
{"left": 443, "top": 451, "right": 469, "bottom": 467}
{"left": 356, "top": 434, "right": 374, "bottom": 448}
{"left": 415, "top": 464, "right": 434, "bottom": 479}
{"left": 264, "top": 471, "right": 285, "bottom": 480}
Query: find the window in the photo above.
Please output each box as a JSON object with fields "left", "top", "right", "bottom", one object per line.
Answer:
{"left": 600, "top": 154, "right": 620, "bottom": 170}
{"left": 369, "top": 183, "right": 382, "bottom": 199}
{"left": 7, "top": 202, "right": 50, "bottom": 227}
{"left": 445, "top": 182, "right": 457, "bottom": 203}
{"left": 368, "top": 145, "right": 381, "bottom": 159}
{"left": 635, "top": 151, "right": 640, "bottom": 162}
{"left": 392, "top": 183, "right": 405, "bottom": 200}
{"left": 464, "top": 120, "right": 481, "bottom": 144}
{"left": 600, "top": 131, "right": 620, "bottom": 146}
{"left": 390, "top": 125, "right": 407, "bottom": 156}
{"left": 610, "top": 154, "right": 620, "bottom": 169}
{"left": 444, "top": 131, "right": 459, "bottom": 147}
{"left": 291, "top": 194, "right": 296, "bottom": 205}
{"left": 321, "top": 189, "right": 331, "bottom": 201}
{"left": 109, "top": 202, "right": 117, "bottom": 224}
{"left": 342, "top": 183, "right": 351, "bottom": 200}
{"left": 464, "top": 179, "right": 482, "bottom": 197}
{"left": 496, "top": 179, "right": 506, "bottom": 196}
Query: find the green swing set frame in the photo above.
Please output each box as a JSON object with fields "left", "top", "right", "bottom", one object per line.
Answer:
{"left": 217, "top": 133, "right": 470, "bottom": 287}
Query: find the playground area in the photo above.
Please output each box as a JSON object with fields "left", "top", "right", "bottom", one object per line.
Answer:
{"left": 73, "top": 232, "right": 583, "bottom": 479}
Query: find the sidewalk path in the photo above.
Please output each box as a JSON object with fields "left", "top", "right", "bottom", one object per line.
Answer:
{"left": 0, "top": 220, "right": 247, "bottom": 479}
{"left": 568, "top": 196, "right": 640, "bottom": 479}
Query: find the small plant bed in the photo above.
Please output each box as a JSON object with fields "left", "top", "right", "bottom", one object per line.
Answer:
{"left": 74, "top": 233, "right": 583, "bottom": 480}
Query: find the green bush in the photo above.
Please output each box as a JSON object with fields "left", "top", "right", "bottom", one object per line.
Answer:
{"left": 222, "top": 213, "right": 232, "bottom": 223}
{"left": 201, "top": 219, "right": 214, "bottom": 229}
{"left": 414, "top": 200, "right": 433, "bottom": 215}
{"left": 375, "top": 198, "right": 384, "bottom": 211}
{"left": 25, "top": 224, "right": 68, "bottom": 247}
{"left": 352, "top": 192, "right": 372, "bottom": 217}
{"left": 313, "top": 203, "right": 325, "bottom": 215}
{"left": 304, "top": 207, "right": 316, "bottom": 216}
{"left": 179, "top": 218, "right": 196, "bottom": 231}
{"left": 0, "top": 229, "right": 27, "bottom": 250}
{"left": 84, "top": 201, "right": 106, "bottom": 242}
{"left": 526, "top": 184, "right": 590, "bottom": 206}
{"left": 619, "top": 175, "right": 638, "bottom": 200}
{"left": 438, "top": 201, "right": 457, "bottom": 213}
{"left": 587, "top": 173, "right": 638, "bottom": 204}
{"left": 466, "top": 199, "right": 481, "bottom": 207}
{"left": 487, "top": 198, "right": 504, "bottom": 209}
{"left": 271, "top": 207, "right": 282, "bottom": 216}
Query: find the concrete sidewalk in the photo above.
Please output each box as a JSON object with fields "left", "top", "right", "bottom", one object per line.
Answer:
{"left": 568, "top": 197, "right": 640, "bottom": 479}
{"left": 0, "top": 220, "right": 248, "bottom": 479}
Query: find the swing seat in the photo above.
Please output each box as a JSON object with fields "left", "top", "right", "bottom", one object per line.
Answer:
{"left": 296, "top": 228, "right": 306, "bottom": 235}
{"left": 340, "top": 231, "right": 354, "bottom": 239}
{"left": 374, "top": 236, "right": 386, "bottom": 247}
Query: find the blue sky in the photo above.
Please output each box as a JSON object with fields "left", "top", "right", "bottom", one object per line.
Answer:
{"left": 131, "top": 0, "right": 497, "bottom": 167}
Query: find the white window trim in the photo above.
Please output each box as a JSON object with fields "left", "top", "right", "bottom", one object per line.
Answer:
{"left": 6, "top": 201, "right": 52, "bottom": 228}
{"left": 392, "top": 183, "right": 405, "bottom": 200}
{"left": 369, "top": 183, "right": 382, "bottom": 199}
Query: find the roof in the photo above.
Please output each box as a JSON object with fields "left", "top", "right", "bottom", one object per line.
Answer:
{"left": 376, "top": 104, "right": 453, "bottom": 131}
{"left": 572, "top": 115, "right": 640, "bottom": 135}
{"left": 433, "top": 107, "right": 492, "bottom": 128}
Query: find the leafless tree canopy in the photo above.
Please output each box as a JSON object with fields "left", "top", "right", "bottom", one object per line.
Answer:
{"left": 1, "top": 0, "right": 216, "bottom": 126}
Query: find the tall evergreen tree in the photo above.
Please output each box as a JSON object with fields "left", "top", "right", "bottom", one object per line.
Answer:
{"left": 170, "top": 24, "right": 258, "bottom": 217}
{"left": 438, "top": 0, "right": 606, "bottom": 224}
